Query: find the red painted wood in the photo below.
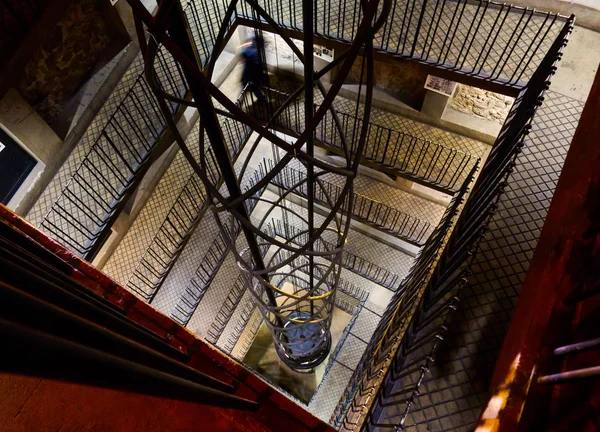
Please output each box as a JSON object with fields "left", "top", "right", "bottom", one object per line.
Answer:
{"left": 0, "top": 373, "right": 269, "bottom": 432}
{"left": 0, "top": 205, "right": 335, "bottom": 432}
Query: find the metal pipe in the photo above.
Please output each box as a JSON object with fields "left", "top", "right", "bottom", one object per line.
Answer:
{"left": 303, "top": 0, "right": 315, "bottom": 316}
{"left": 554, "top": 338, "right": 600, "bottom": 356}
{"left": 538, "top": 366, "right": 600, "bottom": 385}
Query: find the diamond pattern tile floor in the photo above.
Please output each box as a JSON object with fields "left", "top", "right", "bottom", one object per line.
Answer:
{"left": 102, "top": 122, "right": 202, "bottom": 285}
{"left": 398, "top": 90, "right": 585, "bottom": 431}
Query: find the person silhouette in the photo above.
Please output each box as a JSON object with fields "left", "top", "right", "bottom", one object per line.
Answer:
{"left": 239, "top": 35, "right": 266, "bottom": 102}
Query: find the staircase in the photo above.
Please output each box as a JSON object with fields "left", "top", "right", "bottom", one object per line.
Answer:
{"left": 0, "top": 205, "right": 335, "bottom": 432}
{"left": 30, "top": 0, "right": 559, "bottom": 261}
{"left": 16, "top": 0, "right": 582, "bottom": 431}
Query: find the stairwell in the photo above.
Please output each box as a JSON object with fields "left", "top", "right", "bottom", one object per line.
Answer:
{"left": 7, "top": 0, "right": 597, "bottom": 431}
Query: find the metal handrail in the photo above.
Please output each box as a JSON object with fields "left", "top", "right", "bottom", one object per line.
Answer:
{"left": 245, "top": 87, "right": 480, "bottom": 193}
{"left": 169, "top": 169, "right": 265, "bottom": 325}
{"left": 223, "top": 301, "right": 258, "bottom": 355}
{"left": 331, "top": 160, "right": 477, "bottom": 430}
{"left": 271, "top": 218, "right": 402, "bottom": 290}
{"left": 333, "top": 15, "right": 574, "bottom": 431}
{"left": 261, "top": 158, "right": 434, "bottom": 245}
{"left": 235, "top": 0, "right": 568, "bottom": 87}
{"left": 128, "top": 111, "right": 253, "bottom": 302}
{"left": 206, "top": 276, "right": 250, "bottom": 344}
{"left": 39, "top": 48, "right": 188, "bottom": 260}
{"left": 35, "top": 0, "right": 233, "bottom": 262}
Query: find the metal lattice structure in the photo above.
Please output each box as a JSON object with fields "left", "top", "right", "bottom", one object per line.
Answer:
{"left": 332, "top": 14, "right": 575, "bottom": 431}
{"left": 127, "top": 0, "right": 391, "bottom": 370}
{"left": 10, "top": 0, "right": 578, "bottom": 428}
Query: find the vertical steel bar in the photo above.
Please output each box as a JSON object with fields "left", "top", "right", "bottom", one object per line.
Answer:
{"left": 303, "top": 0, "right": 316, "bottom": 314}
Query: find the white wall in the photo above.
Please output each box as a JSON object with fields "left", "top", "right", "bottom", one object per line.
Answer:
{"left": 0, "top": 89, "right": 62, "bottom": 213}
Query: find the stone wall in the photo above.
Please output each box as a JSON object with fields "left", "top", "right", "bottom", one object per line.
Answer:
{"left": 347, "top": 57, "right": 427, "bottom": 110}
{"left": 450, "top": 84, "right": 514, "bottom": 124}
{"left": 16, "top": 0, "right": 113, "bottom": 126}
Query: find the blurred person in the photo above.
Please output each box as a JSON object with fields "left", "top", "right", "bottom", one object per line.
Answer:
{"left": 239, "top": 35, "right": 266, "bottom": 101}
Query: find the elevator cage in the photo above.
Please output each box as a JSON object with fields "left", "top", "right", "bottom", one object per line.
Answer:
{"left": 126, "top": 0, "right": 391, "bottom": 370}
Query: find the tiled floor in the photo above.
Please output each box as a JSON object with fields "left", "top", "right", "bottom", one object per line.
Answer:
{"left": 308, "top": 303, "right": 385, "bottom": 422}
{"left": 26, "top": 46, "right": 187, "bottom": 257}
{"left": 102, "top": 122, "right": 202, "bottom": 286}
{"left": 281, "top": 157, "right": 447, "bottom": 227}
{"left": 152, "top": 210, "right": 221, "bottom": 314}
{"left": 263, "top": 82, "right": 488, "bottom": 192}
{"left": 395, "top": 90, "right": 586, "bottom": 431}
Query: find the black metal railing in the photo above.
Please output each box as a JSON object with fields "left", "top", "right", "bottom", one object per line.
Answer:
{"left": 127, "top": 175, "right": 207, "bottom": 302}
{"left": 36, "top": 0, "right": 233, "bottom": 262}
{"left": 261, "top": 158, "right": 434, "bottom": 245}
{"left": 373, "top": 1, "right": 566, "bottom": 85}
{"left": 336, "top": 291, "right": 363, "bottom": 315}
{"left": 206, "top": 276, "right": 247, "bottom": 344}
{"left": 271, "top": 218, "right": 402, "bottom": 290}
{"left": 127, "top": 112, "right": 252, "bottom": 303}
{"left": 232, "top": 312, "right": 262, "bottom": 358}
{"left": 169, "top": 169, "right": 265, "bottom": 325}
{"left": 333, "top": 14, "right": 574, "bottom": 431}
{"left": 171, "top": 231, "right": 229, "bottom": 325}
{"left": 223, "top": 301, "right": 258, "bottom": 355}
{"left": 242, "top": 87, "right": 479, "bottom": 193}
{"left": 119, "top": 60, "right": 258, "bottom": 302}
{"left": 38, "top": 49, "right": 188, "bottom": 260}
{"left": 198, "top": 230, "right": 275, "bottom": 344}
{"left": 320, "top": 109, "right": 478, "bottom": 192}
{"left": 331, "top": 162, "right": 475, "bottom": 430}
{"left": 235, "top": 0, "right": 568, "bottom": 87}
{"left": 184, "top": 0, "right": 238, "bottom": 68}
{"left": 321, "top": 307, "right": 362, "bottom": 378}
